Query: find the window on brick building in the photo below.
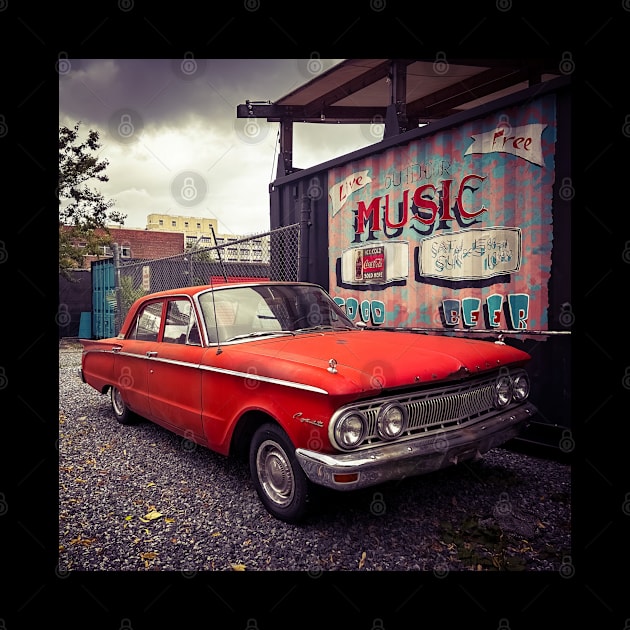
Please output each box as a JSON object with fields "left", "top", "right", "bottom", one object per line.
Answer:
{"left": 171, "top": 220, "right": 177, "bottom": 227}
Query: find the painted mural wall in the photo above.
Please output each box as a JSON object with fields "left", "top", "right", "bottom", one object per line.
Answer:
{"left": 328, "top": 93, "right": 557, "bottom": 331}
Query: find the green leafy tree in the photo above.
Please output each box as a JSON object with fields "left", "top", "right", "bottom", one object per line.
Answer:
{"left": 119, "top": 275, "right": 147, "bottom": 313}
{"left": 59, "top": 122, "right": 126, "bottom": 277}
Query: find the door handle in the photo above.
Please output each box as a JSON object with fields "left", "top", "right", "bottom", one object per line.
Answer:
{"left": 112, "top": 345, "right": 122, "bottom": 353}
{"left": 146, "top": 351, "right": 158, "bottom": 357}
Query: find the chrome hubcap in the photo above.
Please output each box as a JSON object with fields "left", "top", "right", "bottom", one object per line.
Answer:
{"left": 112, "top": 388, "right": 124, "bottom": 416}
{"left": 256, "top": 440, "right": 294, "bottom": 506}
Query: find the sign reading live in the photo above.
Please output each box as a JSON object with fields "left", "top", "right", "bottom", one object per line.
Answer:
{"left": 327, "top": 93, "right": 557, "bottom": 331}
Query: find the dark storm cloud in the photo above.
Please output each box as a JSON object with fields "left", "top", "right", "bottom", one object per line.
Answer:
{"left": 59, "top": 58, "right": 314, "bottom": 134}
{"left": 58, "top": 58, "right": 370, "bottom": 233}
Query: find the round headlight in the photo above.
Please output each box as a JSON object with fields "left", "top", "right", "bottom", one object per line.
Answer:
{"left": 334, "top": 411, "right": 367, "bottom": 449}
{"left": 494, "top": 374, "right": 513, "bottom": 408}
{"left": 377, "top": 403, "right": 408, "bottom": 440}
{"left": 512, "top": 372, "right": 530, "bottom": 401}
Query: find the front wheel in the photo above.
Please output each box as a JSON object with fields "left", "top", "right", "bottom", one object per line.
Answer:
{"left": 110, "top": 386, "right": 136, "bottom": 425}
{"left": 249, "top": 423, "right": 311, "bottom": 524}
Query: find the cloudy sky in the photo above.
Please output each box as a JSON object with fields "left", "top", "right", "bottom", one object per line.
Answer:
{"left": 58, "top": 58, "right": 376, "bottom": 236}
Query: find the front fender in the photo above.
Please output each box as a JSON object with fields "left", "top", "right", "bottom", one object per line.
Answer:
{"left": 200, "top": 374, "right": 336, "bottom": 456}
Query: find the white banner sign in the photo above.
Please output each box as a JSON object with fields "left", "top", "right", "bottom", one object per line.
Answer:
{"left": 464, "top": 123, "right": 547, "bottom": 166}
{"left": 418, "top": 227, "right": 521, "bottom": 281}
{"left": 329, "top": 170, "right": 372, "bottom": 216}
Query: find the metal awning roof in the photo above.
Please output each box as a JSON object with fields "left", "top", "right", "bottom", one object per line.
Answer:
{"left": 236, "top": 58, "right": 561, "bottom": 176}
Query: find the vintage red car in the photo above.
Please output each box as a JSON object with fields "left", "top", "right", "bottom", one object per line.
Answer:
{"left": 79, "top": 281, "right": 536, "bottom": 523}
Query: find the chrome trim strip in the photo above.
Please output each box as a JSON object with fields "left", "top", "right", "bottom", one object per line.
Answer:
{"left": 198, "top": 364, "right": 329, "bottom": 394}
{"left": 96, "top": 349, "right": 329, "bottom": 395}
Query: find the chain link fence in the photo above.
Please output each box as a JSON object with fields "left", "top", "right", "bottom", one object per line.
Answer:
{"left": 114, "top": 223, "right": 302, "bottom": 332}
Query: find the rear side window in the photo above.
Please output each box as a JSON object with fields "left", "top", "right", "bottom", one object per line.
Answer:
{"left": 128, "top": 301, "right": 163, "bottom": 341}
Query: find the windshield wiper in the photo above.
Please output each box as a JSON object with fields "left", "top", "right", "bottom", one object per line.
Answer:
{"left": 294, "top": 325, "right": 352, "bottom": 333}
{"left": 225, "top": 330, "right": 295, "bottom": 342}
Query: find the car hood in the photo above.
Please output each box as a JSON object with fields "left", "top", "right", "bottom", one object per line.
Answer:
{"left": 217, "top": 329, "right": 531, "bottom": 396}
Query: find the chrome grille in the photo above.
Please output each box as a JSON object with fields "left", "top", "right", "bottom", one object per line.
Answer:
{"left": 345, "top": 371, "right": 522, "bottom": 448}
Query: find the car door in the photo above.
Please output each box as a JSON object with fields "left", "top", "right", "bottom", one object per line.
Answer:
{"left": 146, "top": 297, "right": 205, "bottom": 443}
{"left": 113, "top": 298, "right": 164, "bottom": 419}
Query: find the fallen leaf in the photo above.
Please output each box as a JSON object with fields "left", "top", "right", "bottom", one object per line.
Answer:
{"left": 358, "top": 551, "right": 367, "bottom": 569}
{"left": 147, "top": 482, "right": 156, "bottom": 487}
{"left": 140, "top": 552, "right": 158, "bottom": 560}
{"left": 231, "top": 564, "right": 246, "bottom": 571}
{"left": 142, "top": 510, "right": 163, "bottom": 521}
{"left": 70, "top": 535, "right": 97, "bottom": 546}
{"left": 165, "top": 517, "right": 175, "bottom": 524}
{"left": 212, "top": 532, "right": 222, "bottom": 537}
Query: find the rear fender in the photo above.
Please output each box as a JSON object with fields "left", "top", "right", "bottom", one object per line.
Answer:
{"left": 80, "top": 339, "right": 118, "bottom": 394}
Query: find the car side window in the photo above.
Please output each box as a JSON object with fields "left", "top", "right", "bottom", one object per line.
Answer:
{"left": 163, "top": 299, "right": 193, "bottom": 344}
{"left": 129, "top": 301, "right": 163, "bottom": 341}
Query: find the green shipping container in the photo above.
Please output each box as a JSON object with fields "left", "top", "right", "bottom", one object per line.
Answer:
{"left": 91, "top": 259, "right": 116, "bottom": 339}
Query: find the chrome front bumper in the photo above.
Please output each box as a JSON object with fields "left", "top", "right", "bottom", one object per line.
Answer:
{"left": 295, "top": 402, "right": 536, "bottom": 491}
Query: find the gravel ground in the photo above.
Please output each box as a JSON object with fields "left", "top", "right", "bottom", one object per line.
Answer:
{"left": 59, "top": 343, "right": 572, "bottom": 572}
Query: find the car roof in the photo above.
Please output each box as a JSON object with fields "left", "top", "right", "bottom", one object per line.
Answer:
{"left": 138, "top": 281, "right": 318, "bottom": 300}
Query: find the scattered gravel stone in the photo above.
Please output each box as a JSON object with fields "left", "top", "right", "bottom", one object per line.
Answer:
{"left": 59, "top": 342, "right": 571, "bottom": 572}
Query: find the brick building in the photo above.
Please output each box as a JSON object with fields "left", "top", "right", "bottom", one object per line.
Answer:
{"left": 62, "top": 225, "right": 186, "bottom": 269}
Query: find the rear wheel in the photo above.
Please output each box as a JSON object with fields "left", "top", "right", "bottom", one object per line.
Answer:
{"left": 249, "top": 423, "right": 311, "bottom": 524}
{"left": 110, "top": 386, "right": 136, "bottom": 425}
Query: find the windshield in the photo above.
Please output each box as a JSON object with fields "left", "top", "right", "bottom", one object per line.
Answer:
{"left": 198, "top": 284, "right": 356, "bottom": 344}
